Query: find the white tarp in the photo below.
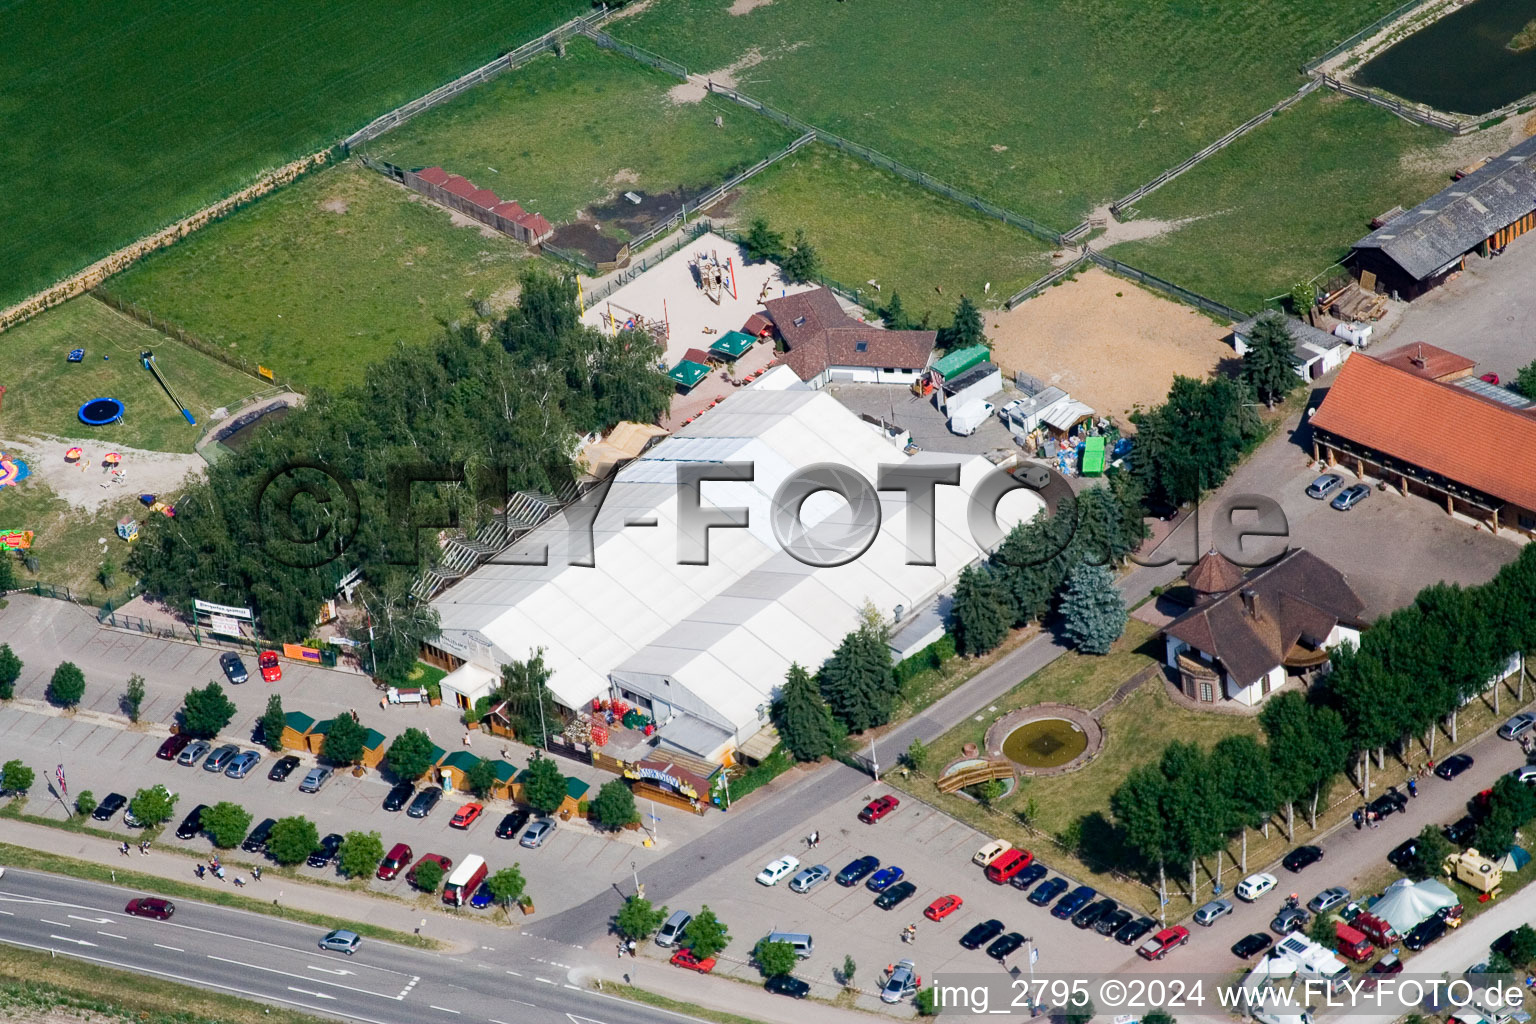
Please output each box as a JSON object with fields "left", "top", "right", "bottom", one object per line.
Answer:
{"left": 1043, "top": 399, "right": 1094, "bottom": 432}
{"left": 1368, "top": 877, "right": 1458, "bottom": 933}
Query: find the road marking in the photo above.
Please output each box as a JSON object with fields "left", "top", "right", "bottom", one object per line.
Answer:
{"left": 96, "top": 931, "right": 128, "bottom": 940}
{"left": 153, "top": 944, "right": 184, "bottom": 952}
{"left": 505, "top": 970, "right": 522, "bottom": 977}
{"left": 430, "top": 1007, "right": 461, "bottom": 1015}
{"left": 535, "top": 977, "right": 554, "bottom": 985}
{"left": 205, "top": 955, "right": 404, "bottom": 1000}
{"left": 68, "top": 915, "right": 111, "bottom": 924}
{"left": 49, "top": 935, "right": 97, "bottom": 947}
{"left": 0, "top": 910, "right": 13, "bottom": 916}
{"left": 309, "top": 965, "right": 356, "bottom": 976}
{"left": 288, "top": 987, "right": 337, "bottom": 1000}
{"left": 566, "top": 1015, "right": 611, "bottom": 1024}
{"left": 40, "top": 919, "right": 71, "bottom": 927}
{"left": 507, "top": 1002, "right": 534, "bottom": 1009}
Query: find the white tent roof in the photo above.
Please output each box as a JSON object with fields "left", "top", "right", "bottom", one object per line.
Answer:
{"left": 1369, "top": 878, "right": 1459, "bottom": 933}
{"left": 1043, "top": 399, "right": 1095, "bottom": 431}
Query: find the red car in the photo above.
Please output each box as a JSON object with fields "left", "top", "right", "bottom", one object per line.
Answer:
{"left": 1137, "top": 925, "right": 1190, "bottom": 960}
{"left": 124, "top": 897, "right": 174, "bottom": 920}
{"left": 156, "top": 733, "right": 192, "bottom": 760}
{"left": 1481, "top": 373, "right": 1501, "bottom": 385}
{"left": 377, "top": 842, "right": 413, "bottom": 880}
{"left": 259, "top": 651, "right": 282, "bottom": 683}
{"left": 407, "top": 852, "right": 453, "bottom": 890}
{"left": 670, "top": 948, "right": 717, "bottom": 973}
{"left": 858, "top": 795, "right": 900, "bottom": 824}
{"left": 925, "top": 894, "right": 963, "bottom": 921}
{"left": 450, "top": 803, "right": 484, "bottom": 830}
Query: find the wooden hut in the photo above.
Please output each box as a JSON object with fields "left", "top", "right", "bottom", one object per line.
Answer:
{"left": 279, "top": 711, "right": 315, "bottom": 753}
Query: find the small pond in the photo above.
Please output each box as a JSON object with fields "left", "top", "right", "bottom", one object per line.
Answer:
{"left": 1354, "top": 0, "right": 1536, "bottom": 115}
{"left": 1001, "top": 718, "right": 1088, "bottom": 769}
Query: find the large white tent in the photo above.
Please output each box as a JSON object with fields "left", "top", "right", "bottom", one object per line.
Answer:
{"left": 430, "top": 388, "right": 1043, "bottom": 761}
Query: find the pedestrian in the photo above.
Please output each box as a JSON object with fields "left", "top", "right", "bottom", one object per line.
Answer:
{"left": 417, "top": 918, "right": 426, "bottom": 934}
{"left": 380, "top": 697, "right": 387, "bottom": 710}
{"left": 120, "top": 841, "right": 130, "bottom": 856}
{"left": 811, "top": 830, "right": 819, "bottom": 848}
{"left": 234, "top": 876, "right": 246, "bottom": 887}
{"left": 253, "top": 866, "right": 262, "bottom": 881}
{"left": 1408, "top": 778, "right": 1417, "bottom": 798}
{"left": 1353, "top": 809, "right": 1363, "bottom": 830}
{"left": 196, "top": 864, "right": 205, "bottom": 879}
{"left": 628, "top": 939, "right": 637, "bottom": 957}
{"left": 617, "top": 943, "right": 624, "bottom": 959}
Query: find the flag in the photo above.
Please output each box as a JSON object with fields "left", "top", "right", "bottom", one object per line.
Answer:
{"left": 55, "top": 764, "right": 67, "bottom": 796}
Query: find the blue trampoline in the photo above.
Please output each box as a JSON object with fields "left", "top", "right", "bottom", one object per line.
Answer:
{"left": 78, "top": 397, "right": 124, "bottom": 426}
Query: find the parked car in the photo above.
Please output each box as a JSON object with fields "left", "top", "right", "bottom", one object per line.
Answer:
{"left": 1367, "top": 789, "right": 1407, "bottom": 818}
{"left": 449, "top": 802, "right": 484, "bottom": 829}
{"left": 469, "top": 881, "right": 494, "bottom": 910}
{"left": 874, "top": 880, "right": 918, "bottom": 910}
{"left": 267, "top": 755, "right": 300, "bottom": 782}
{"left": 867, "top": 865, "right": 905, "bottom": 893}
{"left": 258, "top": 650, "right": 282, "bottom": 683}
{"left": 1388, "top": 837, "right": 1421, "bottom": 868}
{"left": 1309, "top": 887, "right": 1351, "bottom": 914}
{"left": 225, "top": 749, "right": 262, "bottom": 779}
{"left": 174, "top": 804, "right": 207, "bottom": 840}
{"left": 836, "top": 856, "right": 879, "bottom": 886}
{"left": 241, "top": 817, "right": 277, "bottom": 853}
{"left": 670, "top": 948, "right": 716, "bottom": 974}
{"left": 406, "top": 786, "right": 443, "bottom": 819}
{"left": 1283, "top": 845, "right": 1324, "bottom": 872}
{"left": 1362, "top": 953, "right": 1402, "bottom": 990}
{"left": 881, "top": 959, "right": 920, "bottom": 1003}
{"left": 1073, "top": 897, "right": 1117, "bottom": 930}
{"left": 973, "top": 839, "right": 1013, "bottom": 867}
{"left": 298, "top": 766, "right": 333, "bottom": 793}
{"left": 1436, "top": 754, "right": 1475, "bottom": 779}
{"left": 1194, "top": 899, "right": 1234, "bottom": 926}
{"left": 1444, "top": 816, "right": 1479, "bottom": 846}
{"left": 757, "top": 856, "right": 801, "bottom": 887}
{"left": 1499, "top": 712, "right": 1536, "bottom": 741}
{"left": 960, "top": 919, "right": 1006, "bottom": 950}
{"left": 1232, "top": 933, "right": 1274, "bottom": 959}
{"left": 859, "top": 795, "right": 900, "bottom": 823}
{"left": 124, "top": 807, "right": 145, "bottom": 828}
{"left": 92, "top": 792, "right": 127, "bottom": 821}
{"left": 407, "top": 853, "right": 452, "bottom": 890}
{"left": 219, "top": 652, "right": 249, "bottom": 685}
{"left": 520, "top": 819, "right": 554, "bottom": 849}
{"left": 176, "top": 740, "right": 211, "bottom": 767}
{"left": 156, "top": 734, "right": 192, "bottom": 761}
{"left": 318, "top": 929, "right": 360, "bottom": 955}
{"left": 656, "top": 910, "right": 693, "bottom": 948}
{"left": 1271, "top": 906, "right": 1310, "bottom": 935}
{"left": 1052, "top": 885, "right": 1096, "bottom": 920}
{"left": 1508, "top": 765, "right": 1536, "bottom": 785}
{"left": 1236, "top": 872, "right": 1278, "bottom": 901}
{"left": 202, "top": 744, "right": 239, "bottom": 773}
{"left": 1331, "top": 484, "right": 1371, "bottom": 511}
{"left": 1306, "top": 474, "right": 1343, "bottom": 500}
{"left": 1405, "top": 913, "right": 1448, "bottom": 951}
{"left": 377, "top": 843, "right": 413, "bottom": 880}
{"left": 383, "top": 782, "right": 415, "bottom": 812}
{"left": 124, "top": 897, "right": 175, "bottom": 920}
{"left": 766, "top": 975, "right": 810, "bottom": 999}
{"left": 1096, "top": 908, "right": 1133, "bottom": 937}
{"left": 495, "top": 809, "right": 530, "bottom": 839}
{"left": 308, "top": 833, "right": 344, "bottom": 868}
{"left": 987, "top": 932, "right": 1025, "bottom": 961}
{"left": 789, "top": 864, "right": 831, "bottom": 893}
{"left": 1482, "top": 373, "right": 1501, "bottom": 385}
{"left": 925, "top": 895, "right": 964, "bottom": 921}
{"left": 1138, "top": 926, "right": 1190, "bottom": 961}
{"left": 1116, "top": 916, "right": 1156, "bottom": 946}
{"left": 1009, "top": 862, "right": 1049, "bottom": 892}
{"left": 1027, "top": 877, "right": 1069, "bottom": 907}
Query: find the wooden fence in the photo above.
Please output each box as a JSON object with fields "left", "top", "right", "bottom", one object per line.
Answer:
{"left": 1005, "top": 253, "right": 1091, "bottom": 309}
{"left": 88, "top": 290, "right": 286, "bottom": 388}
{"left": 1300, "top": 0, "right": 1435, "bottom": 73}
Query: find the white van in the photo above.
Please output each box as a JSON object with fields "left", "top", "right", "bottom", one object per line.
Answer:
{"left": 765, "top": 931, "right": 814, "bottom": 959}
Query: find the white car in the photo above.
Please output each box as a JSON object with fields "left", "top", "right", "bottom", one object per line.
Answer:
{"left": 973, "top": 839, "right": 1012, "bottom": 867}
{"left": 756, "top": 855, "right": 801, "bottom": 886}
{"left": 1236, "top": 872, "right": 1278, "bottom": 902}
{"left": 1509, "top": 765, "right": 1536, "bottom": 785}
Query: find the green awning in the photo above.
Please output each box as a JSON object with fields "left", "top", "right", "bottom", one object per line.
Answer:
{"left": 667, "top": 359, "right": 711, "bottom": 390}
{"left": 566, "top": 777, "right": 591, "bottom": 800}
{"left": 362, "top": 728, "right": 387, "bottom": 751}
{"left": 441, "top": 749, "right": 479, "bottom": 772}
{"left": 284, "top": 711, "right": 315, "bottom": 733}
{"left": 931, "top": 345, "right": 989, "bottom": 379}
{"left": 710, "top": 331, "right": 756, "bottom": 359}
{"left": 1081, "top": 436, "right": 1106, "bottom": 476}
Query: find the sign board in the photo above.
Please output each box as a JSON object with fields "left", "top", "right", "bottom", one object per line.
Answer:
{"left": 194, "top": 599, "right": 253, "bottom": 620}
{"left": 327, "top": 636, "right": 361, "bottom": 648}
{"left": 622, "top": 764, "right": 699, "bottom": 800}
{"left": 208, "top": 615, "right": 244, "bottom": 636}
{"left": 283, "top": 643, "right": 322, "bottom": 663}
{"left": 258, "top": 366, "right": 275, "bottom": 382}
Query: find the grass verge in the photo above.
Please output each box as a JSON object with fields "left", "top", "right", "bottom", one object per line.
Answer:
{"left": 594, "top": 982, "right": 776, "bottom": 1024}
{"left": 0, "top": 802, "right": 152, "bottom": 845}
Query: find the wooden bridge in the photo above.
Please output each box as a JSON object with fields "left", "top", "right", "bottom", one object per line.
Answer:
{"left": 937, "top": 760, "right": 1015, "bottom": 793}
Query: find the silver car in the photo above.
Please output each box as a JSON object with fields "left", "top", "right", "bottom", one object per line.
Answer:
{"left": 1500, "top": 712, "right": 1536, "bottom": 741}
{"left": 1193, "top": 898, "right": 1233, "bottom": 926}
{"left": 1331, "top": 483, "right": 1370, "bottom": 510}
{"left": 176, "top": 740, "right": 211, "bottom": 767}
{"left": 1305, "top": 473, "right": 1342, "bottom": 499}
{"left": 520, "top": 819, "right": 554, "bottom": 848}
{"left": 656, "top": 909, "right": 692, "bottom": 948}
{"left": 318, "top": 929, "right": 360, "bottom": 955}
{"left": 202, "top": 744, "right": 239, "bottom": 773}
{"left": 789, "top": 864, "right": 831, "bottom": 893}
{"left": 1308, "top": 886, "right": 1350, "bottom": 914}
{"left": 298, "top": 766, "right": 333, "bottom": 793}
{"left": 881, "top": 959, "right": 919, "bottom": 1004}
{"left": 224, "top": 749, "right": 261, "bottom": 779}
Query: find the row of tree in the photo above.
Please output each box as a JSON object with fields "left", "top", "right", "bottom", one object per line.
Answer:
{"left": 771, "top": 604, "right": 898, "bottom": 761}
{"left": 1130, "top": 372, "right": 1265, "bottom": 508}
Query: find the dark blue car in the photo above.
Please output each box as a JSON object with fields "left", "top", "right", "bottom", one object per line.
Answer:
{"left": 469, "top": 881, "right": 493, "bottom": 909}
{"left": 1052, "top": 885, "right": 1096, "bottom": 919}
{"left": 1027, "top": 877, "right": 1069, "bottom": 906}
{"left": 867, "top": 865, "right": 905, "bottom": 893}
{"left": 1009, "top": 862, "right": 1049, "bottom": 892}
{"left": 836, "top": 856, "right": 879, "bottom": 887}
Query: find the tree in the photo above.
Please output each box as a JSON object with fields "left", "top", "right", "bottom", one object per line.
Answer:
{"left": 942, "top": 296, "right": 984, "bottom": 350}
{"left": 0, "top": 554, "right": 15, "bottom": 593}
{"left": 1241, "top": 313, "right": 1303, "bottom": 408}
{"left": 592, "top": 779, "right": 639, "bottom": 829}
{"left": 755, "top": 939, "right": 797, "bottom": 978}
{"left": 74, "top": 790, "right": 97, "bottom": 817}
{"left": 1408, "top": 824, "right": 1454, "bottom": 881}
{"left": 337, "top": 831, "right": 385, "bottom": 879}
{"left": 841, "top": 955, "right": 856, "bottom": 988}
{"left": 1144, "top": 1012, "right": 1177, "bottom": 1024}
{"left": 772, "top": 662, "right": 843, "bottom": 761}
{"left": 322, "top": 714, "right": 368, "bottom": 766}
{"left": 412, "top": 857, "right": 444, "bottom": 893}
{"left": 614, "top": 895, "right": 666, "bottom": 940}
{"left": 819, "top": 603, "right": 897, "bottom": 732}
{"left": 1513, "top": 359, "right": 1536, "bottom": 400}
{"left": 47, "top": 662, "right": 86, "bottom": 708}
{"left": 122, "top": 673, "right": 146, "bottom": 723}
{"left": 129, "top": 784, "right": 176, "bottom": 827}
{"left": 498, "top": 649, "right": 560, "bottom": 748}
{"left": 464, "top": 758, "right": 498, "bottom": 799}
{"left": 386, "top": 727, "right": 435, "bottom": 781}
{"left": 904, "top": 738, "right": 930, "bottom": 773}
{"left": 1130, "top": 374, "right": 1261, "bottom": 506}
{"left": 1211, "top": 734, "right": 1276, "bottom": 872}
{"left": 486, "top": 865, "right": 526, "bottom": 907}
{"left": 1261, "top": 692, "right": 1348, "bottom": 835}
{"left": 202, "top": 801, "right": 254, "bottom": 848}
{"left": 878, "top": 292, "right": 912, "bottom": 330}
{"left": 522, "top": 753, "right": 567, "bottom": 814}
{"left": 180, "top": 681, "right": 236, "bottom": 739}
{"left": 1289, "top": 281, "right": 1316, "bottom": 317}
{"left": 1061, "top": 993, "right": 1095, "bottom": 1024}
{"left": 778, "top": 228, "right": 820, "bottom": 284}
{"left": 682, "top": 905, "right": 730, "bottom": 960}
{"left": 950, "top": 564, "right": 1011, "bottom": 656}
{"left": 1059, "top": 562, "right": 1128, "bottom": 654}
{"left": 1505, "top": 925, "right": 1536, "bottom": 967}
{"left": 267, "top": 816, "right": 321, "bottom": 866}
{"left": 349, "top": 585, "right": 442, "bottom": 686}
{"left": 915, "top": 987, "right": 939, "bottom": 1017}
{"left": 2, "top": 759, "right": 34, "bottom": 795}
{"left": 1308, "top": 910, "right": 1339, "bottom": 946}
{"left": 259, "top": 694, "right": 286, "bottom": 752}
{"left": 0, "top": 644, "right": 19, "bottom": 700}
{"left": 741, "top": 218, "right": 785, "bottom": 263}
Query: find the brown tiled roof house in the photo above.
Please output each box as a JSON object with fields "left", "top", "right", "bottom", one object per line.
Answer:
{"left": 756, "top": 288, "right": 936, "bottom": 386}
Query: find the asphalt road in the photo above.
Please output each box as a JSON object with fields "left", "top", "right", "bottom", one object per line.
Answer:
{"left": 0, "top": 869, "right": 696, "bottom": 1024}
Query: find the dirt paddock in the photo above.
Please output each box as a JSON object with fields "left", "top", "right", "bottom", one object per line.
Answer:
{"left": 987, "top": 267, "right": 1234, "bottom": 428}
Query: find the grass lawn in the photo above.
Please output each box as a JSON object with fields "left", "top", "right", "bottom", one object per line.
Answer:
{"left": 728, "top": 144, "right": 1053, "bottom": 320}
{"left": 0, "top": 0, "right": 587, "bottom": 307}
{"left": 367, "top": 37, "right": 800, "bottom": 226}
{"left": 0, "top": 299, "right": 257, "bottom": 454}
{"left": 1105, "top": 91, "right": 1467, "bottom": 311}
{"left": 104, "top": 161, "right": 532, "bottom": 388}
{"left": 612, "top": 0, "right": 1404, "bottom": 228}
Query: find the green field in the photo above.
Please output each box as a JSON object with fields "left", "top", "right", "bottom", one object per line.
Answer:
{"left": 104, "top": 161, "right": 532, "bottom": 387}
{"left": 0, "top": 0, "right": 587, "bottom": 306}
{"left": 729, "top": 144, "right": 1053, "bottom": 320}
{"left": 612, "top": 0, "right": 1403, "bottom": 228}
{"left": 1106, "top": 91, "right": 1465, "bottom": 311}
{"left": 368, "top": 37, "right": 799, "bottom": 225}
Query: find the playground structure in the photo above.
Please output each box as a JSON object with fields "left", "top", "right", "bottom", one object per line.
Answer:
{"left": 0, "top": 454, "right": 29, "bottom": 488}
{"left": 141, "top": 350, "right": 196, "bottom": 426}
{"left": 597, "top": 302, "right": 669, "bottom": 346}
{"left": 77, "top": 397, "right": 124, "bottom": 426}
{"left": 690, "top": 249, "right": 736, "bottom": 306}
